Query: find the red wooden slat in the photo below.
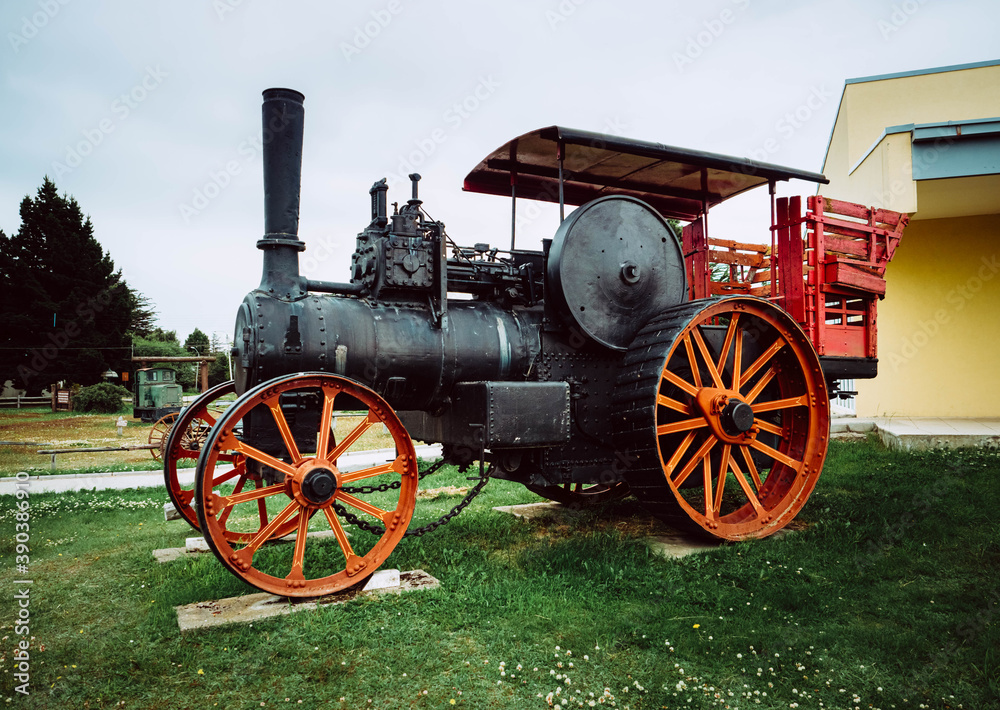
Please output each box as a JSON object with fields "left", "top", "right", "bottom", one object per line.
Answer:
{"left": 823, "top": 261, "right": 886, "bottom": 295}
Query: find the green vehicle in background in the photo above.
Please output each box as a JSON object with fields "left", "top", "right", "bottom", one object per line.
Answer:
{"left": 132, "top": 367, "right": 183, "bottom": 422}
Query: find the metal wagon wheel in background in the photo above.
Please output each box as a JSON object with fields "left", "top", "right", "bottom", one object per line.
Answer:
{"left": 615, "top": 296, "right": 830, "bottom": 540}
{"left": 162, "top": 380, "right": 304, "bottom": 543}
{"left": 523, "top": 481, "right": 630, "bottom": 508}
{"left": 195, "top": 372, "right": 418, "bottom": 597}
{"left": 148, "top": 412, "right": 178, "bottom": 461}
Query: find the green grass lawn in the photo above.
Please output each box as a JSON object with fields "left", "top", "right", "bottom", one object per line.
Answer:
{"left": 0, "top": 438, "right": 997, "bottom": 709}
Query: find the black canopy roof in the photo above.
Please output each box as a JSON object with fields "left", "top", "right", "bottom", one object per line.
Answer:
{"left": 463, "top": 126, "right": 828, "bottom": 222}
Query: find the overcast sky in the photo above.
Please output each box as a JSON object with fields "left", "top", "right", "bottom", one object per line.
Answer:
{"left": 1, "top": 0, "right": 997, "bottom": 347}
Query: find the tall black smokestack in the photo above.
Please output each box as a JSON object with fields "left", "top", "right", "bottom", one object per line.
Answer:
{"left": 257, "top": 88, "right": 306, "bottom": 298}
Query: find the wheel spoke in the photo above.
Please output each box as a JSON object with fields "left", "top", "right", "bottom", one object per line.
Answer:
{"left": 753, "top": 394, "right": 809, "bottom": 413}
{"left": 339, "top": 456, "right": 403, "bottom": 484}
{"left": 656, "top": 417, "right": 709, "bottom": 436}
{"left": 682, "top": 334, "right": 703, "bottom": 388}
{"left": 211, "top": 466, "right": 243, "bottom": 487}
{"left": 702, "top": 455, "right": 713, "bottom": 519}
{"left": 663, "top": 430, "right": 698, "bottom": 473}
{"left": 218, "top": 475, "right": 247, "bottom": 528}
{"left": 265, "top": 396, "right": 302, "bottom": 463}
{"left": 286, "top": 506, "right": 311, "bottom": 584}
{"left": 740, "top": 337, "right": 786, "bottom": 389}
{"left": 239, "top": 500, "right": 299, "bottom": 557}
{"left": 750, "top": 438, "right": 803, "bottom": 471}
{"left": 662, "top": 369, "right": 699, "bottom": 397}
{"left": 731, "top": 330, "right": 743, "bottom": 391}
{"left": 223, "top": 438, "right": 297, "bottom": 478}
{"left": 336, "top": 490, "right": 391, "bottom": 523}
{"left": 713, "top": 444, "right": 731, "bottom": 514}
{"left": 657, "top": 393, "right": 691, "bottom": 415}
{"left": 729, "top": 453, "right": 765, "bottom": 515}
{"left": 315, "top": 389, "right": 338, "bottom": 460}
{"left": 328, "top": 411, "right": 377, "bottom": 460}
{"left": 744, "top": 366, "right": 778, "bottom": 404}
{"left": 672, "top": 435, "right": 717, "bottom": 488}
{"left": 322, "top": 506, "right": 356, "bottom": 563}
{"left": 716, "top": 313, "right": 741, "bottom": 375}
{"left": 692, "top": 326, "right": 725, "bottom": 390}
{"left": 739, "top": 446, "right": 764, "bottom": 491}
{"left": 217, "top": 481, "right": 286, "bottom": 508}
{"left": 754, "top": 418, "right": 785, "bottom": 437}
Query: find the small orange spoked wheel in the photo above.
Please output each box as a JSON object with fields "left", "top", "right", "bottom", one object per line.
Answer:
{"left": 195, "top": 372, "right": 418, "bottom": 597}
{"left": 616, "top": 297, "right": 829, "bottom": 540}
{"left": 148, "top": 413, "right": 178, "bottom": 461}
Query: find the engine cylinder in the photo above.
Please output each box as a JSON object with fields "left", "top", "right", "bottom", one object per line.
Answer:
{"left": 232, "top": 294, "right": 543, "bottom": 411}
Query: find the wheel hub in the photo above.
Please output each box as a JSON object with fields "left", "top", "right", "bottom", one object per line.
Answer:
{"left": 300, "top": 467, "right": 337, "bottom": 505}
{"left": 694, "top": 388, "right": 758, "bottom": 444}
{"left": 720, "top": 399, "right": 755, "bottom": 436}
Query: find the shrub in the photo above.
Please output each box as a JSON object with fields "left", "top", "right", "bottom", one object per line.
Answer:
{"left": 73, "top": 383, "right": 131, "bottom": 413}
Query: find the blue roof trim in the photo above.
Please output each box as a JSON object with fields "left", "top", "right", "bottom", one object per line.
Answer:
{"left": 845, "top": 59, "right": 1000, "bottom": 86}
{"left": 848, "top": 118, "right": 1000, "bottom": 176}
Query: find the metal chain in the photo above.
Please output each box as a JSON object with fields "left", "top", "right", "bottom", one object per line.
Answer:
{"left": 333, "top": 458, "right": 492, "bottom": 538}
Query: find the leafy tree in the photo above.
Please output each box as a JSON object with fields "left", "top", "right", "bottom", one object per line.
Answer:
{"left": 208, "top": 349, "right": 231, "bottom": 387}
{"left": 0, "top": 179, "right": 135, "bottom": 394}
{"left": 183, "top": 328, "right": 210, "bottom": 356}
{"left": 147, "top": 328, "right": 178, "bottom": 344}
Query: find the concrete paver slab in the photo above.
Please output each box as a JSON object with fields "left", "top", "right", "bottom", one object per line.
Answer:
{"left": 175, "top": 569, "right": 439, "bottom": 632}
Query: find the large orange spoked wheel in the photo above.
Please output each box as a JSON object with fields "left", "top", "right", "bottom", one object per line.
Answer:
{"left": 616, "top": 297, "right": 829, "bottom": 540}
{"left": 195, "top": 372, "right": 418, "bottom": 597}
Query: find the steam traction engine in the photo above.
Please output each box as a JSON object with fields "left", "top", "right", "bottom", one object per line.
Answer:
{"left": 164, "top": 89, "right": 906, "bottom": 597}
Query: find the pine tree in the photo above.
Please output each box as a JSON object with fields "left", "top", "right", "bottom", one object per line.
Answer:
{"left": 0, "top": 179, "right": 135, "bottom": 393}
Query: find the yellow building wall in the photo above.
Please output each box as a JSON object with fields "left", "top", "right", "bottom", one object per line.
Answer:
{"left": 842, "top": 65, "right": 1000, "bottom": 169}
{"left": 856, "top": 213, "right": 1000, "bottom": 417}
{"left": 823, "top": 132, "right": 916, "bottom": 214}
